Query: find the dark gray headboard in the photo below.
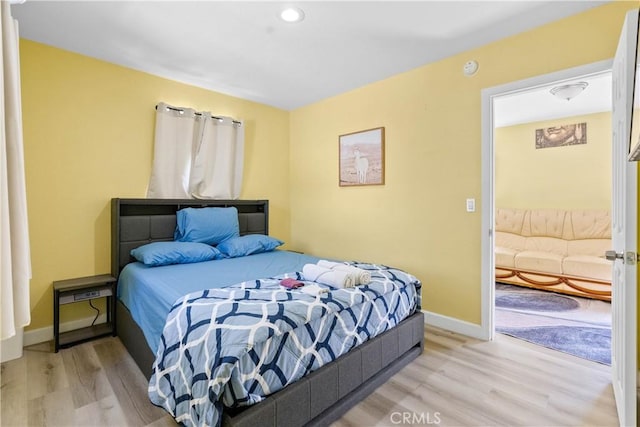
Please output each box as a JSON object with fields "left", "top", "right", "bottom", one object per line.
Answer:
{"left": 111, "top": 198, "right": 269, "bottom": 278}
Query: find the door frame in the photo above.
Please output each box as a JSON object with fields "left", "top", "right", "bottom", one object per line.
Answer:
{"left": 480, "top": 59, "right": 613, "bottom": 341}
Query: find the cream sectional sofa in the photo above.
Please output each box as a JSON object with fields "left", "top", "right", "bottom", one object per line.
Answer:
{"left": 495, "top": 208, "right": 612, "bottom": 301}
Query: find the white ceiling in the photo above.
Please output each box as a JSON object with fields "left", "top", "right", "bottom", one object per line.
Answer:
{"left": 494, "top": 72, "right": 612, "bottom": 128}
{"left": 12, "top": 1, "right": 610, "bottom": 112}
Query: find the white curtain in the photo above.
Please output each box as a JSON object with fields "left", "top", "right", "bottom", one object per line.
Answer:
{"left": 0, "top": 1, "right": 31, "bottom": 341}
{"left": 147, "top": 102, "right": 244, "bottom": 199}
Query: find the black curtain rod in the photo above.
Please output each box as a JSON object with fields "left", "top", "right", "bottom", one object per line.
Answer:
{"left": 155, "top": 104, "right": 242, "bottom": 125}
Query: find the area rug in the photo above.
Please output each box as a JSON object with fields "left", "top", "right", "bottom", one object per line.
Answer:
{"left": 495, "top": 283, "right": 611, "bottom": 365}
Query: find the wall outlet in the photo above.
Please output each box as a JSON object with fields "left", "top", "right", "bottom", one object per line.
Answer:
{"left": 466, "top": 198, "right": 476, "bottom": 212}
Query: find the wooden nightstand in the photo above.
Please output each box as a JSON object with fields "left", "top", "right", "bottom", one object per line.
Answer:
{"left": 53, "top": 274, "right": 117, "bottom": 352}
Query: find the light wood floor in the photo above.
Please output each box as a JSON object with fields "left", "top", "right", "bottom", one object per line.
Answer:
{"left": 1, "top": 326, "right": 618, "bottom": 427}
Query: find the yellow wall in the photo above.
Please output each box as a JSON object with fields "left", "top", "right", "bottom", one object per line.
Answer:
{"left": 20, "top": 2, "right": 638, "bottom": 334}
{"left": 21, "top": 40, "right": 291, "bottom": 331}
{"left": 289, "top": 2, "right": 635, "bottom": 324}
{"left": 496, "top": 112, "right": 611, "bottom": 210}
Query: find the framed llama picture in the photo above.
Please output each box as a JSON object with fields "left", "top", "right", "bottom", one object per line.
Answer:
{"left": 339, "top": 127, "right": 385, "bottom": 186}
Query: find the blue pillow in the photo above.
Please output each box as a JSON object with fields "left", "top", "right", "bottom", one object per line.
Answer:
{"left": 131, "top": 242, "right": 221, "bottom": 266}
{"left": 174, "top": 207, "right": 240, "bottom": 245}
{"left": 217, "top": 235, "right": 284, "bottom": 258}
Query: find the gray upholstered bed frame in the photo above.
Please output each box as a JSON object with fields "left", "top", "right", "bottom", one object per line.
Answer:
{"left": 111, "top": 198, "right": 424, "bottom": 427}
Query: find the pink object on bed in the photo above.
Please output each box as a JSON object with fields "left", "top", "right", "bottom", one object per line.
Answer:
{"left": 280, "top": 278, "right": 304, "bottom": 289}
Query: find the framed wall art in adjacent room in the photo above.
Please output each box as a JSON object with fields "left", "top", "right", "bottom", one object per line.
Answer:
{"left": 535, "top": 122, "right": 587, "bottom": 149}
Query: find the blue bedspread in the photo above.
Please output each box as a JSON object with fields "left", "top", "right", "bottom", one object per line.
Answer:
{"left": 118, "top": 250, "right": 322, "bottom": 352}
{"left": 148, "top": 262, "right": 420, "bottom": 427}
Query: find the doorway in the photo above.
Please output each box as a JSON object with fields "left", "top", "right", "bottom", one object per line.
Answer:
{"left": 479, "top": 59, "right": 613, "bottom": 341}
{"left": 490, "top": 72, "right": 613, "bottom": 364}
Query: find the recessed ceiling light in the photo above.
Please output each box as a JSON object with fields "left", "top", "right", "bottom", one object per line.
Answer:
{"left": 280, "top": 7, "right": 305, "bottom": 23}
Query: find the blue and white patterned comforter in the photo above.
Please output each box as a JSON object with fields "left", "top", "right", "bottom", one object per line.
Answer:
{"left": 148, "top": 262, "right": 421, "bottom": 427}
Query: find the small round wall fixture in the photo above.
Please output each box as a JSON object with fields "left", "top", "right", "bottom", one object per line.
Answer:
{"left": 280, "top": 7, "right": 305, "bottom": 23}
{"left": 463, "top": 60, "right": 479, "bottom": 76}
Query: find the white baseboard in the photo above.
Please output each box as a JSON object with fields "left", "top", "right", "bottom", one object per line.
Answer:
{"left": 23, "top": 314, "right": 108, "bottom": 347}
{"left": 25, "top": 310, "right": 485, "bottom": 347}
{"left": 422, "top": 309, "right": 488, "bottom": 340}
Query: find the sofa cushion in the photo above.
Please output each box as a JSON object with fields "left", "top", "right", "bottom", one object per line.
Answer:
{"left": 495, "top": 231, "right": 527, "bottom": 252}
{"left": 568, "top": 210, "right": 610, "bottom": 240}
{"left": 567, "top": 239, "right": 610, "bottom": 258}
{"left": 495, "top": 246, "right": 517, "bottom": 268}
{"left": 496, "top": 208, "right": 527, "bottom": 234}
{"left": 562, "top": 256, "right": 612, "bottom": 281}
{"left": 526, "top": 210, "right": 568, "bottom": 239}
{"left": 524, "top": 236, "right": 568, "bottom": 257}
{"left": 515, "top": 251, "right": 563, "bottom": 274}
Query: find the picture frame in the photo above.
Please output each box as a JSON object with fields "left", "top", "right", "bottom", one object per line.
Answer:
{"left": 339, "top": 127, "right": 385, "bottom": 186}
{"left": 535, "top": 122, "right": 587, "bottom": 149}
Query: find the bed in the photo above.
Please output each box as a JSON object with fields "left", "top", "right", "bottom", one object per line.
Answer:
{"left": 111, "top": 198, "right": 424, "bottom": 427}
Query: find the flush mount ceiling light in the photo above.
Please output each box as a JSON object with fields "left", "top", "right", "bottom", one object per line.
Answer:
{"left": 549, "top": 81, "right": 589, "bottom": 101}
{"left": 280, "top": 7, "right": 305, "bottom": 23}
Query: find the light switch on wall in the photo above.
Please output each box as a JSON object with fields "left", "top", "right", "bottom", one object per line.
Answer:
{"left": 466, "top": 198, "right": 476, "bottom": 212}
